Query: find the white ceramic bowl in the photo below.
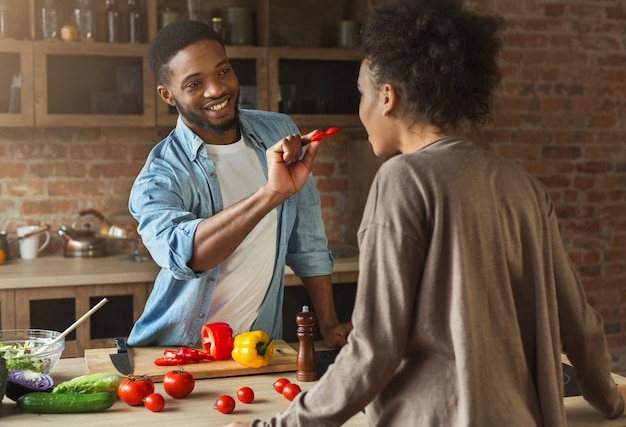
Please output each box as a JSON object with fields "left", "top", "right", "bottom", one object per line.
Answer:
{"left": 0, "top": 329, "right": 65, "bottom": 375}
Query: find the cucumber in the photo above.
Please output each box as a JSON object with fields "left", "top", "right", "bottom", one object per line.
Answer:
{"left": 17, "top": 391, "right": 115, "bottom": 413}
{"left": 0, "top": 357, "right": 7, "bottom": 406}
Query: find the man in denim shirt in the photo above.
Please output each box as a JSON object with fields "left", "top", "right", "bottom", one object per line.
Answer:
{"left": 127, "top": 20, "right": 352, "bottom": 349}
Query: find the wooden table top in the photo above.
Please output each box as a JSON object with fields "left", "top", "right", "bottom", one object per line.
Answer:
{"left": 0, "top": 356, "right": 367, "bottom": 426}
{"left": 3, "top": 355, "right": 626, "bottom": 425}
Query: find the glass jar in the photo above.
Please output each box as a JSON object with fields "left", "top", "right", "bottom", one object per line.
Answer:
{"left": 41, "top": 0, "right": 59, "bottom": 40}
{"left": 105, "top": 0, "right": 120, "bottom": 43}
{"left": 211, "top": 17, "right": 226, "bottom": 42}
{"left": 73, "top": 0, "right": 94, "bottom": 41}
{"left": 0, "top": 0, "right": 8, "bottom": 39}
{"left": 127, "top": 0, "right": 140, "bottom": 43}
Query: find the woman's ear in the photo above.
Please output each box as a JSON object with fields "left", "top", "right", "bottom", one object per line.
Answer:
{"left": 157, "top": 86, "right": 176, "bottom": 106}
{"left": 381, "top": 83, "right": 398, "bottom": 116}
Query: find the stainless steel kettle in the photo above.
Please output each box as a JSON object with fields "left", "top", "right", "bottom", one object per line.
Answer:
{"left": 57, "top": 210, "right": 107, "bottom": 258}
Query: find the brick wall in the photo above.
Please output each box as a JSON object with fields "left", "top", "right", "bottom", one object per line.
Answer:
{"left": 466, "top": 0, "right": 626, "bottom": 373}
{"left": 0, "top": 0, "right": 625, "bottom": 372}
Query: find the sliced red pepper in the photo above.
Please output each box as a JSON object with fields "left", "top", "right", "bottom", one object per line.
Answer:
{"left": 154, "top": 357, "right": 184, "bottom": 366}
{"left": 201, "top": 322, "right": 234, "bottom": 361}
{"left": 155, "top": 346, "right": 212, "bottom": 367}
{"left": 163, "top": 349, "right": 179, "bottom": 359}
{"left": 176, "top": 346, "right": 212, "bottom": 362}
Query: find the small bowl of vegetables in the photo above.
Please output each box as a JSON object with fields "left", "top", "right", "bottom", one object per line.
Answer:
{"left": 0, "top": 329, "right": 65, "bottom": 375}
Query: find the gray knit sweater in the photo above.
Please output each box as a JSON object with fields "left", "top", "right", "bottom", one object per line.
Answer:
{"left": 255, "top": 136, "right": 623, "bottom": 426}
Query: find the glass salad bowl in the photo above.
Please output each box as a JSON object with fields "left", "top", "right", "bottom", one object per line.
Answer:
{"left": 0, "top": 329, "right": 65, "bottom": 375}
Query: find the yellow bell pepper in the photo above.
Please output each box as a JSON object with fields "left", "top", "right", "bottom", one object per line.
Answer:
{"left": 231, "top": 330, "right": 274, "bottom": 368}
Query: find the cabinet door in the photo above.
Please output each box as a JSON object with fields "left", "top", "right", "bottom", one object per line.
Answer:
{"left": 0, "top": 41, "right": 35, "bottom": 126}
{"left": 269, "top": 47, "right": 362, "bottom": 128}
{"left": 15, "top": 283, "right": 150, "bottom": 357}
{"left": 0, "top": 289, "right": 16, "bottom": 330}
{"left": 33, "top": 42, "right": 156, "bottom": 127}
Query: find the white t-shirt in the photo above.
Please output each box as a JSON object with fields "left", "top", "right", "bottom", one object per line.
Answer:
{"left": 202, "top": 136, "right": 277, "bottom": 336}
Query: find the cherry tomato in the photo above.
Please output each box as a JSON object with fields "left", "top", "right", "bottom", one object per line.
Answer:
{"left": 282, "top": 383, "right": 302, "bottom": 401}
{"left": 144, "top": 393, "right": 165, "bottom": 412}
{"left": 118, "top": 375, "right": 155, "bottom": 406}
{"left": 273, "top": 377, "right": 291, "bottom": 394}
{"left": 215, "top": 394, "right": 236, "bottom": 414}
{"left": 163, "top": 368, "right": 195, "bottom": 399}
{"left": 237, "top": 386, "right": 255, "bottom": 403}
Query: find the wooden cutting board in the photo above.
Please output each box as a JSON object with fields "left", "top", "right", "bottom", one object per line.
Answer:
{"left": 84, "top": 340, "right": 297, "bottom": 382}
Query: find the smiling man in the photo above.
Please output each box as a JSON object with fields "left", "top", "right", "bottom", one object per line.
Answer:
{"left": 127, "top": 20, "right": 351, "bottom": 349}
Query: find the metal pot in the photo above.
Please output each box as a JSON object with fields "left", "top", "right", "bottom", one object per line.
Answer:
{"left": 57, "top": 210, "right": 107, "bottom": 258}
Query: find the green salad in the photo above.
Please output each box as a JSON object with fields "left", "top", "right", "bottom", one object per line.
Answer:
{"left": 0, "top": 342, "right": 47, "bottom": 372}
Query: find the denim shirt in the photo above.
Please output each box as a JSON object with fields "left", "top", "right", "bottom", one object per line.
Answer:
{"left": 127, "top": 110, "right": 333, "bottom": 347}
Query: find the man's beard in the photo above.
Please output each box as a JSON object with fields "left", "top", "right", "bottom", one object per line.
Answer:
{"left": 173, "top": 96, "right": 240, "bottom": 135}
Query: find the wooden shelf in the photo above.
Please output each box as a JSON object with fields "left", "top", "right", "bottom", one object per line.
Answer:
{"left": 0, "top": 0, "right": 372, "bottom": 128}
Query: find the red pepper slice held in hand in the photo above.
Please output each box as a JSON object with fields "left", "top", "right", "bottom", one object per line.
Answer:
{"left": 310, "top": 127, "right": 340, "bottom": 142}
{"left": 201, "top": 322, "right": 235, "bottom": 361}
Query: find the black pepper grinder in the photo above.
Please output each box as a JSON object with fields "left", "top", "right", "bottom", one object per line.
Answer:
{"left": 296, "top": 305, "right": 317, "bottom": 381}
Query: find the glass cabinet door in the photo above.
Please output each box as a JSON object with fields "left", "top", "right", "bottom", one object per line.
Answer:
{"left": 269, "top": 48, "right": 361, "bottom": 128}
{"left": 33, "top": 42, "right": 155, "bottom": 127}
{"left": 0, "top": 41, "right": 35, "bottom": 126}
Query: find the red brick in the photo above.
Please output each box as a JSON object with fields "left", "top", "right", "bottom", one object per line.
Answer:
{"left": 0, "top": 163, "right": 26, "bottom": 178}
{"left": 605, "top": 6, "right": 626, "bottom": 20}
{"left": 6, "top": 180, "right": 46, "bottom": 197}
{"left": 540, "top": 3, "right": 565, "bottom": 17}
{"left": 311, "top": 162, "right": 335, "bottom": 177}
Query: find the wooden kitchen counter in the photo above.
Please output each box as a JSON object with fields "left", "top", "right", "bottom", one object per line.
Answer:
{"left": 2, "top": 357, "right": 626, "bottom": 426}
{"left": 0, "top": 253, "right": 358, "bottom": 355}
{"left": 0, "top": 356, "right": 367, "bottom": 426}
{"left": 0, "top": 254, "right": 359, "bottom": 289}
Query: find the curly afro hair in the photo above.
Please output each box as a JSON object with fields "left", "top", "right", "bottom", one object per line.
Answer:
{"left": 148, "top": 20, "right": 225, "bottom": 86}
{"left": 360, "top": 0, "right": 504, "bottom": 131}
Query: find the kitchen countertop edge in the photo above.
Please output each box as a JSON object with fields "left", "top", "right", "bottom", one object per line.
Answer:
{"left": 0, "top": 254, "right": 359, "bottom": 289}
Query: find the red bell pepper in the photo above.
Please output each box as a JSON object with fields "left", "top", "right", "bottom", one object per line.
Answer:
{"left": 201, "top": 322, "right": 234, "bottom": 361}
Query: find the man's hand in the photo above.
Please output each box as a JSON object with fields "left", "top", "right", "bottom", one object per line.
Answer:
{"left": 265, "top": 131, "right": 321, "bottom": 202}
{"left": 320, "top": 321, "right": 353, "bottom": 348}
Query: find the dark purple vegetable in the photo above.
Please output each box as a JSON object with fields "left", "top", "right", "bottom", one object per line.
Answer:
{"left": 6, "top": 370, "right": 54, "bottom": 401}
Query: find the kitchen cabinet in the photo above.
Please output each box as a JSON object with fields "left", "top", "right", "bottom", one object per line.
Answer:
{"left": 0, "top": 254, "right": 359, "bottom": 357}
{"left": 13, "top": 282, "right": 151, "bottom": 358}
{"left": 0, "top": 254, "right": 159, "bottom": 357}
{"left": 0, "top": 0, "right": 375, "bottom": 128}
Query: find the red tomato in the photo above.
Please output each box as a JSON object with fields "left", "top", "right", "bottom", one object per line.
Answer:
{"left": 118, "top": 375, "right": 155, "bottom": 406}
{"left": 282, "top": 383, "right": 302, "bottom": 401}
{"left": 273, "top": 377, "right": 291, "bottom": 394}
{"left": 215, "top": 394, "right": 236, "bottom": 414}
{"left": 163, "top": 368, "right": 195, "bottom": 399}
{"left": 237, "top": 386, "right": 255, "bottom": 403}
{"left": 144, "top": 393, "right": 165, "bottom": 412}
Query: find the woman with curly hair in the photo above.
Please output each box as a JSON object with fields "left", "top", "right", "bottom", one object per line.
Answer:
{"left": 226, "top": 0, "right": 626, "bottom": 425}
